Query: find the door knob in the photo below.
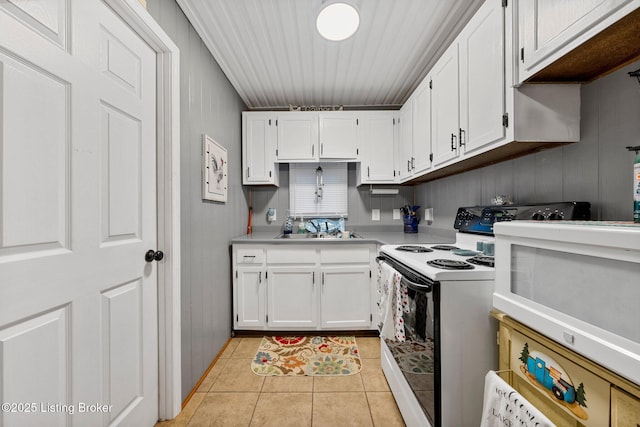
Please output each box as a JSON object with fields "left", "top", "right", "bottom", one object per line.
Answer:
{"left": 145, "top": 250, "right": 164, "bottom": 262}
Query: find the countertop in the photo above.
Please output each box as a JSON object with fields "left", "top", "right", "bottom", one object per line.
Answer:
{"left": 231, "top": 229, "right": 455, "bottom": 245}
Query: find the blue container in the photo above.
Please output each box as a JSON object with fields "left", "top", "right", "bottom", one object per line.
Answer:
{"left": 403, "top": 214, "right": 418, "bottom": 233}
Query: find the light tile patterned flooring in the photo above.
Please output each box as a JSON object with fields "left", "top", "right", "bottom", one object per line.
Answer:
{"left": 156, "top": 336, "right": 406, "bottom": 427}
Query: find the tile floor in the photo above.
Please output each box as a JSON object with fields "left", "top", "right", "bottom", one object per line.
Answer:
{"left": 156, "top": 336, "right": 406, "bottom": 427}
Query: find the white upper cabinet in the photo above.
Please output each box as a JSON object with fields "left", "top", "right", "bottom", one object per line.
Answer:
{"left": 318, "top": 112, "right": 359, "bottom": 159}
{"left": 276, "top": 112, "right": 318, "bottom": 161}
{"left": 356, "top": 111, "right": 398, "bottom": 184}
{"left": 431, "top": 42, "right": 461, "bottom": 167}
{"left": 398, "top": 101, "right": 414, "bottom": 180}
{"left": 459, "top": 0, "right": 505, "bottom": 155}
{"left": 411, "top": 79, "right": 432, "bottom": 176}
{"left": 517, "top": 0, "right": 638, "bottom": 83}
{"left": 242, "top": 112, "right": 279, "bottom": 185}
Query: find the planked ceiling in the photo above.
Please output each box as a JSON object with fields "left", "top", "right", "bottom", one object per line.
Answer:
{"left": 176, "top": 0, "right": 485, "bottom": 110}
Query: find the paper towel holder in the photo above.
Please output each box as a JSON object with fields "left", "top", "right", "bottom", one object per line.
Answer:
{"left": 369, "top": 185, "right": 399, "bottom": 195}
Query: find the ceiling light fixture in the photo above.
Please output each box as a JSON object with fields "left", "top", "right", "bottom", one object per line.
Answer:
{"left": 316, "top": 2, "right": 360, "bottom": 41}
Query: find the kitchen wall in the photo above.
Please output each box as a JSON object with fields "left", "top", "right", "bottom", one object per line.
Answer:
{"left": 146, "top": 1, "right": 248, "bottom": 400}
{"left": 250, "top": 164, "right": 414, "bottom": 231}
{"left": 416, "top": 59, "right": 640, "bottom": 235}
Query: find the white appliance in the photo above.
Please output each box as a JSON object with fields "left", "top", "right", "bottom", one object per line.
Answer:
{"left": 493, "top": 221, "right": 640, "bottom": 386}
{"left": 377, "top": 231, "right": 497, "bottom": 427}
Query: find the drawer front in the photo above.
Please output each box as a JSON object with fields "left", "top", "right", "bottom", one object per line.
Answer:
{"left": 510, "top": 330, "right": 610, "bottom": 427}
{"left": 267, "top": 248, "right": 316, "bottom": 264}
{"left": 319, "top": 246, "right": 370, "bottom": 263}
{"left": 611, "top": 388, "right": 640, "bottom": 427}
{"left": 236, "top": 248, "right": 265, "bottom": 264}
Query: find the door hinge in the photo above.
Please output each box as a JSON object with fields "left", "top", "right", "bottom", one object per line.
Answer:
{"left": 502, "top": 113, "right": 509, "bottom": 128}
{"left": 520, "top": 47, "right": 524, "bottom": 62}
{"left": 502, "top": 0, "right": 507, "bottom": 7}
{"left": 429, "top": 79, "right": 433, "bottom": 89}
{"left": 496, "top": 330, "right": 500, "bottom": 345}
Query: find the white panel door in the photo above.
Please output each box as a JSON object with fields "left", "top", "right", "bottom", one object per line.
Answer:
{"left": 412, "top": 80, "right": 432, "bottom": 175}
{"left": 318, "top": 112, "right": 358, "bottom": 159}
{"left": 398, "top": 103, "right": 413, "bottom": 180}
{"left": 431, "top": 43, "right": 460, "bottom": 167}
{"left": 320, "top": 267, "right": 371, "bottom": 329}
{"left": 0, "top": 1, "right": 158, "bottom": 426}
{"left": 235, "top": 267, "right": 266, "bottom": 329}
{"left": 459, "top": 0, "right": 505, "bottom": 155}
{"left": 276, "top": 112, "right": 318, "bottom": 161}
{"left": 266, "top": 267, "right": 318, "bottom": 329}
{"left": 359, "top": 113, "right": 397, "bottom": 183}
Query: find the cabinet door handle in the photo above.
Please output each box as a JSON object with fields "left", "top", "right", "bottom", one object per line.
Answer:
{"left": 459, "top": 128, "right": 466, "bottom": 147}
{"left": 411, "top": 157, "right": 415, "bottom": 170}
{"left": 321, "top": 143, "right": 324, "bottom": 155}
{"left": 312, "top": 144, "right": 315, "bottom": 156}
{"left": 450, "top": 133, "right": 457, "bottom": 151}
{"left": 258, "top": 271, "right": 262, "bottom": 283}
{"left": 407, "top": 160, "right": 411, "bottom": 172}
{"left": 367, "top": 166, "right": 370, "bottom": 177}
{"left": 247, "top": 167, "right": 250, "bottom": 178}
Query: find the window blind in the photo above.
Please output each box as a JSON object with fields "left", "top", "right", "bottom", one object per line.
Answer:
{"left": 289, "top": 163, "right": 348, "bottom": 217}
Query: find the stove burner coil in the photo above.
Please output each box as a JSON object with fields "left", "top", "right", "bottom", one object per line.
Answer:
{"left": 466, "top": 256, "right": 495, "bottom": 267}
{"left": 395, "top": 245, "right": 434, "bottom": 253}
{"left": 427, "top": 259, "right": 475, "bottom": 270}
{"left": 430, "top": 245, "right": 459, "bottom": 251}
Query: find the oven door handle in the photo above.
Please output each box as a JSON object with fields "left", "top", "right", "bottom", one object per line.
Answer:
{"left": 401, "top": 276, "right": 432, "bottom": 293}
{"left": 377, "top": 256, "right": 433, "bottom": 293}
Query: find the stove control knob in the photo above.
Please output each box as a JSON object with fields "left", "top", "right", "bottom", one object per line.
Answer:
{"left": 548, "top": 211, "right": 564, "bottom": 220}
{"left": 531, "top": 212, "right": 545, "bottom": 221}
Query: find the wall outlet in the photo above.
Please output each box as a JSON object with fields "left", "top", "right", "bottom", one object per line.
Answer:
{"left": 425, "top": 208, "right": 433, "bottom": 222}
{"left": 393, "top": 208, "right": 401, "bottom": 220}
{"left": 372, "top": 209, "right": 380, "bottom": 221}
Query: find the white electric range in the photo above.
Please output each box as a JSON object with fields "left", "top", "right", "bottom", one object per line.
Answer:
{"left": 376, "top": 202, "right": 591, "bottom": 427}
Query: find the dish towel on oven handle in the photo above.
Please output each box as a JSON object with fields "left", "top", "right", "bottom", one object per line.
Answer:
{"left": 481, "top": 370, "right": 556, "bottom": 427}
{"left": 376, "top": 260, "right": 405, "bottom": 341}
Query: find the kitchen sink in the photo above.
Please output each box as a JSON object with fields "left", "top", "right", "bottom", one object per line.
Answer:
{"left": 276, "top": 232, "right": 362, "bottom": 240}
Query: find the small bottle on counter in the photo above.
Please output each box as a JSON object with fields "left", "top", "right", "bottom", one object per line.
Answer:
{"left": 284, "top": 216, "right": 293, "bottom": 235}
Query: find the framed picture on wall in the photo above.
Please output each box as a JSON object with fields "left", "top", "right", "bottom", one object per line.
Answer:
{"left": 202, "top": 134, "right": 228, "bottom": 202}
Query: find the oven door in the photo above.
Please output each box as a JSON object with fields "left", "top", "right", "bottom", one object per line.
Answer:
{"left": 493, "top": 221, "right": 640, "bottom": 386}
{"left": 377, "top": 255, "right": 438, "bottom": 426}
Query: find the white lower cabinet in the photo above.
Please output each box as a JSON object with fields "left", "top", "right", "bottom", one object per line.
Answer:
{"left": 320, "top": 266, "right": 371, "bottom": 329}
{"left": 235, "top": 266, "right": 266, "bottom": 329}
{"left": 266, "top": 267, "right": 318, "bottom": 329}
{"left": 233, "top": 243, "right": 376, "bottom": 331}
